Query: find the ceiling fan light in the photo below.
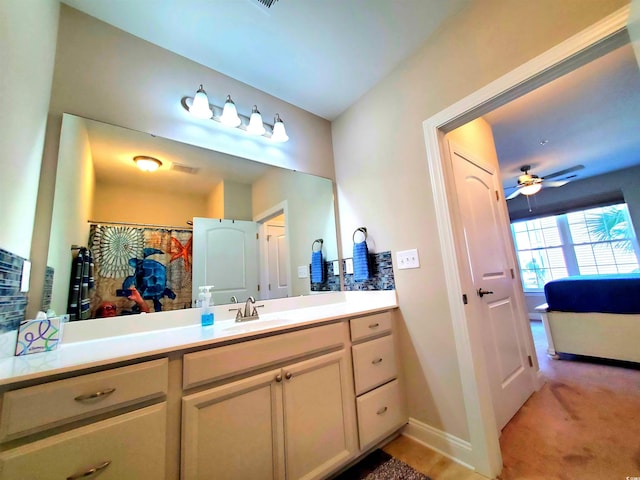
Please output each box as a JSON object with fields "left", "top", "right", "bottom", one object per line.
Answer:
{"left": 188, "top": 84, "right": 213, "bottom": 119}
{"left": 271, "top": 113, "right": 289, "bottom": 142}
{"left": 520, "top": 182, "right": 542, "bottom": 196}
{"left": 220, "top": 95, "right": 242, "bottom": 127}
{"left": 247, "top": 105, "right": 266, "bottom": 135}
{"left": 133, "top": 156, "right": 162, "bottom": 172}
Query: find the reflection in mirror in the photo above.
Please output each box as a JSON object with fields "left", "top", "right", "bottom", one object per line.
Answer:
{"left": 47, "top": 114, "right": 339, "bottom": 319}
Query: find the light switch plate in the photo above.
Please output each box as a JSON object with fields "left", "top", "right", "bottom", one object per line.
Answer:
{"left": 333, "top": 260, "right": 340, "bottom": 275}
{"left": 345, "top": 258, "right": 354, "bottom": 274}
{"left": 20, "top": 260, "right": 31, "bottom": 292}
{"left": 396, "top": 249, "right": 420, "bottom": 270}
{"left": 297, "top": 265, "right": 308, "bottom": 278}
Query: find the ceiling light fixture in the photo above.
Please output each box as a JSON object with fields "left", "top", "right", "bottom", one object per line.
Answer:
{"left": 181, "top": 85, "right": 289, "bottom": 142}
{"left": 133, "top": 156, "right": 162, "bottom": 172}
{"left": 520, "top": 182, "right": 542, "bottom": 196}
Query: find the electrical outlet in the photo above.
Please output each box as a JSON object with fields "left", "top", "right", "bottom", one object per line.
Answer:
{"left": 345, "top": 258, "right": 354, "bottom": 274}
{"left": 20, "top": 261, "right": 31, "bottom": 292}
{"left": 333, "top": 260, "right": 340, "bottom": 275}
{"left": 396, "top": 249, "right": 420, "bottom": 270}
{"left": 297, "top": 266, "right": 308, "bottom": 278}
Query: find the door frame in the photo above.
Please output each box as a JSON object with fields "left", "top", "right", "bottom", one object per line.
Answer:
{"left": 422, "top": 7, "right": 630, "bottom": 477}
{"left": 255, "top": 201, "right": 292, "bottom": 300}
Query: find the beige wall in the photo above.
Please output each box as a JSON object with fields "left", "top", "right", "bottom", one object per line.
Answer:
{"left": 332, "top": 0, "right": 627, "bottom": 443}
{"left": 0, "top": 0, "right": 59, "bottom": 259}
{"left": 207, "top": 183, "right": 224, "bottom": 219}
{"left": 222, "top": 181, "right": 252, "bottom": 221}
{"left": 47, "top": 115, "right": 95, "bottom": 315}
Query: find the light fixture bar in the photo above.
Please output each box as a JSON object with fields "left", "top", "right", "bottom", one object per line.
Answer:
{"left": 181, "top": 94, "right": 287, "bottom": 142}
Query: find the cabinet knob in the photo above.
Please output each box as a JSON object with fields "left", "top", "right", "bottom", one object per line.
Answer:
{"left": 285, "top": 372, "right": 293, "bottom": 380}
{"left": 368, "top": 323, "right": 380, "bottom": 329}
{"left": 66, "top": 460, "right": 111, "bottom": 479}
{"left": 372, "top": 357, "right": 383, "bottom": 365}
{"left": 376, "top": 406, "right": 388, "bottom": 415}
{"left": 275, "top": 374, "right": 283, "bottom": 382}
{"left": 74, "top": 388, "right": 116, "bottom": 402}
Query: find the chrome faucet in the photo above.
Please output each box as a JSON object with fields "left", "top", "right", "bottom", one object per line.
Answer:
{"left": 229, "top": 296, "right": 263, "bottom": 322}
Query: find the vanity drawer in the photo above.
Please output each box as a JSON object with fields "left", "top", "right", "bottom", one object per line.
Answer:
{"left": 183, "top": 322, "right": 345, "bottom": 389}
{"left": 0, "top": 403, "right": 166, "bottom": 480}
{"left": 356, "top": 379, "right": 406, "bottom": 449}
{"left": 350, "top": 311, "right": 392, "bottom": 342}
{"left": 0, "top": 358, "right": 168, "bottom": 442}
{"left": 352, "top": 335, "right": 397, "bottom": 396}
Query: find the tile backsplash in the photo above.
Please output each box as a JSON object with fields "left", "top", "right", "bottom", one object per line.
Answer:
{"left": 310, "top": 259, "right": 341, "bottom": 292}
{"left": 0, "top": 248, "right": 28, "bottom": 334}
{"left": 343, "top": 251, "right": 395, "bottom": 291}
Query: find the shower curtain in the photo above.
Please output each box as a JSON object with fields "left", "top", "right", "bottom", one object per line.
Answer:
{"left": 88, "top": 224, "right": 193, "bottom": 316}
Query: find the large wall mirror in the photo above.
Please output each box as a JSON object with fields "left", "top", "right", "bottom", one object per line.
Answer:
{"left": 47, "top": 113, "right": 339, "bottom": 319}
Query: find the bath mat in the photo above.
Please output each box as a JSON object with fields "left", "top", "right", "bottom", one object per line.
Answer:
{"left": 332, "top": 449, "right": 431, "bottom": 480}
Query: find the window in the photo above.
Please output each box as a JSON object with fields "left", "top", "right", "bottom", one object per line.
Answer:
{"left": 511, "top": 203, "right": 640, "bottom": 291}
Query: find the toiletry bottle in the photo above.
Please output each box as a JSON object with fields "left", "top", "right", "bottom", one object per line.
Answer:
{"left": 201, "top": 287, "right": 214, "bottom": 326}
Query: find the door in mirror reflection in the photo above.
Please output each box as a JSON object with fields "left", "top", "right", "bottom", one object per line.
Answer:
{"left": 266, "top": 223, "right": 288, "bottom": 299}
{"left": 193, "top": 218, "right": 259, "bottom": 306}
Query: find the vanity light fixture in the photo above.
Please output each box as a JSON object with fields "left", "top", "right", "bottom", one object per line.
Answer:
{"left": 181, "top": 85, "right": 289, "bottom": 142}
{"left": 271, "top": 114, "right": 289, "bottom": 143}
{"left": 220, "top": 95, "right": 242, "bottom": 127}
{"left": 188, "top": 85, "right": 213, "bottom": 119}
{"left": 247, "top": 105, "right": 266, "bottom": 135}
{"left": 133, "top": 156, "right": 162, "bottom": 172}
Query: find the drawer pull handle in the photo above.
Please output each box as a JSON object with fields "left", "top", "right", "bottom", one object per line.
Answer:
{"left": 285, "top": 372, "right": 293, "bottom": 380}
{"left": 275, "top": 374, "right": 283, "bottom": 383}
{"left": 368, "top": 323, "right": 380, "bottom": 329}
{"left": 372, "top": 357, "right": 383, "bottom": 365}
{"left": 67, "top": 460, "right": 112, "bottom": 479}
{"left": 74, "top": 388, "right": 116, "bottom": 402}
{"left": 376, "top": 406, "right": 388, "bottom": 415}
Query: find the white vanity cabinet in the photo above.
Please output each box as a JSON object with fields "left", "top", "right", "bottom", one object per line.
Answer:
{"left": 181, "top": 322, "right": 358, "bottom": 480}
{"left": 349, "top": 311, "right": 407, "bottom": 449}
{"left": 0, "top": 359, "right": 168, "bottom": 480}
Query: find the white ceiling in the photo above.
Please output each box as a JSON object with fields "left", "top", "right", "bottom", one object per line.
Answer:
{"left": 60, "top": 0, "right": 470, "bottom": 120}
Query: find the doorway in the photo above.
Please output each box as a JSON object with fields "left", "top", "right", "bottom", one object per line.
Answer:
{"left": 423, "top": 7, "right": 631, "bottom": 478}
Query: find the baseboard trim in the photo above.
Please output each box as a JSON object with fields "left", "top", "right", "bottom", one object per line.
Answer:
{"left": 401, "top": 418, "right": 474, "bottom": 470}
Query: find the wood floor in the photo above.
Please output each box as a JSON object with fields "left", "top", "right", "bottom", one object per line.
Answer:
{"left": 382, "top": 435, "right": 487, "bottom": 480}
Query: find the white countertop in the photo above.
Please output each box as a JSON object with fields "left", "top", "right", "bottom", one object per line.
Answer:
{"left": 0, "top": 291, "right": 397, "bottom": 387}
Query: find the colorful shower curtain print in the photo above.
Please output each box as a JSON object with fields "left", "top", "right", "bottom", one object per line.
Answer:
{"left": 89, "top": 224, "right": 193, "bottom": 316}
{"left": 67, "top": 247, "right": 94, "bottom": 321}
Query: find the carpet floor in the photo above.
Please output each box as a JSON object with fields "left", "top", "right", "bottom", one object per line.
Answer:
{"left": 332, "top": 449, "right": 432, "bottom": 480}
{"left": 499, "top": 320, "right": 640, "bottom": 480}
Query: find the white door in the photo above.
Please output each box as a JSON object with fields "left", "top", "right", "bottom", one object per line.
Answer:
{"left": 192, "top": 217, "right": 259, "bottom": 306}
{"left": 267, "top": 224, "right": 289, "bottom": 299}
{"left": 450, "top": 143, "right": 535, "bottom": 430}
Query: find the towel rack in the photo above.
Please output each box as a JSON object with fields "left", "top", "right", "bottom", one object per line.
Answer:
{"left": 312, "top": 239, "right": 323, "bottom": 252}
{"left": 352, "top": 227, "right": 367, "bottom": 243}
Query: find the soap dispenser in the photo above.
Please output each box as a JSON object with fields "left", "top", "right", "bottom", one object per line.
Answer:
{"left": 201, "top": 286, "right": 214, "bottom": 327}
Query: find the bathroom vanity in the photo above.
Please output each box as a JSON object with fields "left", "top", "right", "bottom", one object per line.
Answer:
{"left": 0, "top": 291, "right": 405, "bottom": 479}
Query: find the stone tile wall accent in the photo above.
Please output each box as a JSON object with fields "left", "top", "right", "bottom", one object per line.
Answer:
{"left": 0, "top": 248, "right": 28, "bottom": 333}
{"left": 310, "top": 259, "right": 341, "bottom": 292}
{"left": 343, "top": 251, "right": 395, "bottom": 291}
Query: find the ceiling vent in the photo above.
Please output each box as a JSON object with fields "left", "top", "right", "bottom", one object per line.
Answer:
{"left": 248, "top": 0, "right": 279, "bottom": 12}
{"left": 170, "top": 163, "right": 199, "bottom": 175}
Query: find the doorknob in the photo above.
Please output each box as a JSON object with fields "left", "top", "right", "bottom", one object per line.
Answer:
{"left": 477, "top": 288, "right": 494, "bottom": 298}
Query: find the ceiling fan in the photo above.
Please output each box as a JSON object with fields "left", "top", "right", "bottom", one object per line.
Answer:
{"left": 505, "top": 164, "right": 584, "bottom": 200}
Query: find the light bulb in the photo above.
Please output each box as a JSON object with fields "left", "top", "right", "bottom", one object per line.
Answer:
{"left": 220, "top": 95, "right": 241, "bottom": 127}
{"left": 271, "top": 114, "right": 289, "bottom": 142}
{"left": 133, "top": 156, "right": 162, "bottom": 172}
{"left": 520, "top": 182, "right": 542, "bottom": 195}
{"left": 188, "top": 85, "right": 213, "bottom": 119}
{"left": 247, "top": 105, "right": 266, "bottom": 135}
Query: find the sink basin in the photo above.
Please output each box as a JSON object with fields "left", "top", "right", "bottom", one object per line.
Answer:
{"left": 221, "top": 317, "right": 292, "bottom": 334}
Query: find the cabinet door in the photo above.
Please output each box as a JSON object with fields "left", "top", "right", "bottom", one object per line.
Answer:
{"left": 283, "top": 349, "right": 357, "bottom": 480}
{"left": 181, "top": 369, "right": 284, "bottom": 480}
{"left": 0, "top": 403, "right": 166, "bottom": 480}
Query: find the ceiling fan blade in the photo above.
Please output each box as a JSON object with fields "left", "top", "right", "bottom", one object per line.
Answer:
{"left": 542, "top": 165, "right": 584, "bottom": 180}
{"left": 505, "top": 188, "right": 522, "bottom": 200}
{"left": 545, "top": 180, "right": 569, "bottom": 187}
